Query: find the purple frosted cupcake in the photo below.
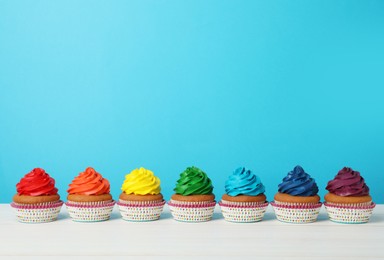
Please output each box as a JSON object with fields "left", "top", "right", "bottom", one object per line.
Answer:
{"left": 324, "top": 167, "right": 375, "bottom": 223}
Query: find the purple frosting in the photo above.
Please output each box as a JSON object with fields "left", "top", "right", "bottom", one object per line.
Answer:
{"left": 326, "top": 167, "right": 370, "bottom": 196}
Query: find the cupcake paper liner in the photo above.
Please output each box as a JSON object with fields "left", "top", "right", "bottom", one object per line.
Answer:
{"left": 324, "top": 202, "right": 376, "bottom": 224}
{"left": 168, "top": 200, "right": 216, "bottom": 222}
{"left": 117, "top": 200, "right": 166, "bottom": 221}
{"left": 219, "top": 201, "right": 269, "bottom": 223}
{"left": 66, "top": 200, "right": 115, "bottom": 222}
{"left": 271, "top": 201, "right": 322, "bottom": 224}
{"left": 11, "top": 201, "right": 63, "bottom": 223}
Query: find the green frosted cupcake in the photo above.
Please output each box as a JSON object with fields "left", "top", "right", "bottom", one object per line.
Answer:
{"left": 168, "top": 166, "right": 216, "bottom": 222}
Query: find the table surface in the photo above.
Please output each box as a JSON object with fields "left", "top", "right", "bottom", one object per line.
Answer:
{"left": 0, "top": 204, "right": 383, "bottom": 259}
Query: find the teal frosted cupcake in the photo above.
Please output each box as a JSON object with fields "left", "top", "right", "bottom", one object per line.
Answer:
{"left": 219, "top": 167, "right": 268, "bottom": 222}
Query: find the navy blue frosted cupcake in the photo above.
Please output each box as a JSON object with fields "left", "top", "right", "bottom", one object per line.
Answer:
{"left": 219, "top": 167, "right": 268, "bottom": 222}
{"left": 271, "top": 166, "right": 322, "bottom": 223}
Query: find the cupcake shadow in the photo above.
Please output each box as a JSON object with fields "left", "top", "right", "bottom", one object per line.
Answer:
{"left": 315, "top": 212, "right": 330, "bottom": 222}
{"left": 211, "top": 212, "right": 223, "bottom": 221}
{"left": 57, "top": 210, "right": 70, "bottom": 221}
{"left": 262, "top": 211, "right": 276, "bottom": 221}
{"left": 363, "top": 211, "right": 383, "bottom": 224}
{"left": 159, "top": 212, "right": 173, "bottom": 220}
{"left": 109, "top": 211, "right": 122, "bottom": 221}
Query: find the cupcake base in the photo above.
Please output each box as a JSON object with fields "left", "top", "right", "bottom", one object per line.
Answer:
{"left": 271, "top": 201, "right": 322, "bottom": 224}
{"left": 219, "top": 200, "right": 269, "bottom": 223}
{"left": 11, "top": 201, "right": 63, "bottom": 223}
{"left": 168, "top": 200, "right": 216, "bottom": 222}
{"left": 66, "top": 200, "right": 115, "bottom": 222}
{"left": 324, "top": 202, "right": 376, "bottom": 224}
{"left": 117, "top": 200, "right": 165, "bottom": 221}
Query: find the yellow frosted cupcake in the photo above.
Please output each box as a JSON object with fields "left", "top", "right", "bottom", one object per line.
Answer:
{"left": 117, "top": 167, "right": 165, "bottom": 221}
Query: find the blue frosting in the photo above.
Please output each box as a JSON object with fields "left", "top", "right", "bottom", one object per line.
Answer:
{"left": 278, "top": 166, "right": 319, "bottom": 196}
{"left": 225, "top": 167, "right": 265, "bottom": 196}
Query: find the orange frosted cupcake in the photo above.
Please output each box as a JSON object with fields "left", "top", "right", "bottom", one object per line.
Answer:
{"left": 65, "top": 167, "right": 115, "bottom": 222}
{"left": 11, "top": 168, "right": 63, "bottom": 223}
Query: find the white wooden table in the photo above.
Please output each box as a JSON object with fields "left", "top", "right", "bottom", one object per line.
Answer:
{"left": 0, "top": 204, "right": 383, "bottom": 259}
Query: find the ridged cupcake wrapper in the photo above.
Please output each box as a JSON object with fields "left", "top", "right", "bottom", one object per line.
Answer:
{"left": 167, "top": 200, "right": 216, "bottom": 222}
{"left": 117, "top": 199, "right": 165, "bottom": 207}
{"left": 271, "top": 201, "right": 322, "bottom": 224}
{"left": 272, "top": 201, "right": 322, "bottom": 208}
{"left": 168, "top": 200, "right": 217, "bottom": 207}
{"left": 117, "top": 200, "right": 166, "bottom": 222}
{"left": 325, "top": 201, "right": 373, "bottom": 208}
{"left": 219, "top": 201, "right": 269, "bottom": 223}
{"left": 11, "top": 201, "right": 63, "bottom": 223}
{"left": 65, "top": 200, "right": 115, "bottom": 222}
{"left": 324, "top": 202, "right": 376, "bottom": 224}
{"left": 65, "top": 200, "right": 115, "bottom": 207}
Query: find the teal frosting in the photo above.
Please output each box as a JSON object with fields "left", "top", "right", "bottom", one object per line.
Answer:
{"left": 225, "top": 167, "right": 265, "bottom": 196}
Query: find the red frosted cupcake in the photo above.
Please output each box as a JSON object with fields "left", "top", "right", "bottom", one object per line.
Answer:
{"left": 11, "top": 168, "right": 63, "bottom": 223}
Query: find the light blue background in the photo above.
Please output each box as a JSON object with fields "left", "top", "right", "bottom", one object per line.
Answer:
{"left": 1, "top": 1, "right": 383, "bottom": 203}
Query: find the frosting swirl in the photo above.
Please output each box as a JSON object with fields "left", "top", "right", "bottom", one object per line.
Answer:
{"left": 174, "top": 166, "right": 213, "bottom": 195}
{"left": 16, "top": 168, "right": 58, "bottom": 196}
{"left": 225, "top": 167, "right": 265, "bottom": 196}
{"left": 326, "top": 167, "right": 369, "bottom": 196}
{"left": 121, "top": 167, "right": 161, "bottom": 195}
{"left": 68, "top": 167, "right": 110, "bottom": 195}
{"left": 278, "top": 166, "right": 319, "bottom": 196}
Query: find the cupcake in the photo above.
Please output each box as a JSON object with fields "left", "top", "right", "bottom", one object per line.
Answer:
{"left": 271, "top": 165, "right": 322, "bottom": 223}
{"left": 168, "top": 166, "right": 216, "bottom": 222}
{"left": 66, "top": 167, "right": 115, "bottom": 222}
{"left": 219, "top": 167, "right": 269, "bottom": 222}
{"left": 117, "top": 167, "right": 165, "bottom": 221}
{"left": 324, "top": 167, "right": 375, "bottom": 223}
{"left": 11, "top": 168, "right": 63, "bottom": 223}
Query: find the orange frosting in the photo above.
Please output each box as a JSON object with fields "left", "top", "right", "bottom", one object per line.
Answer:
{"left": 67, "top": 167, "right": 110, "bottom": 195}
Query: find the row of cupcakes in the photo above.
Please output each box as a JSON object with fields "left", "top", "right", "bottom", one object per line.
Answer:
{"left": 11, "top": 165, "right": 375, "bottom": 224}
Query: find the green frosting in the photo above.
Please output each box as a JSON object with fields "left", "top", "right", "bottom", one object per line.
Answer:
{"left": 174, "top": 166, "right": 214, "bottom": 195}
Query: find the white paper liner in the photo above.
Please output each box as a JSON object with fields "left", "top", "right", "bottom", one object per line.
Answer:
{"left": 66, "top": 200, "right": 115, "bottom": 222}
{"left": 168, "top": 200, "right": 216, "bottom": 222}
{"left": 219, "top": 201, "right": 269, "bottom": 223}
{"left": 11, "top": 201, "right": 63, "bottom": 223}
{"left": 117, "top": 199, "right": 165, "bottom": 221}
{"left": 271, "top": 201, "right": 322, "bottom": 224}
{"left": 324, "top": 202, "right": 375, "bottom": 224}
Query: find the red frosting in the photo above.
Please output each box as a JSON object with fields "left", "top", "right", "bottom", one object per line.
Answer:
{"left": 326, "top": 167, "right": 369, "bottom": 196}
{"left": 16, "top": 168, "right": 59, "bottom": 196}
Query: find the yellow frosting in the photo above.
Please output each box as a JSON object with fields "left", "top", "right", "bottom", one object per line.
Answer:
{"left": 121, "top": 167, "right": 161, "bottom": 195}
